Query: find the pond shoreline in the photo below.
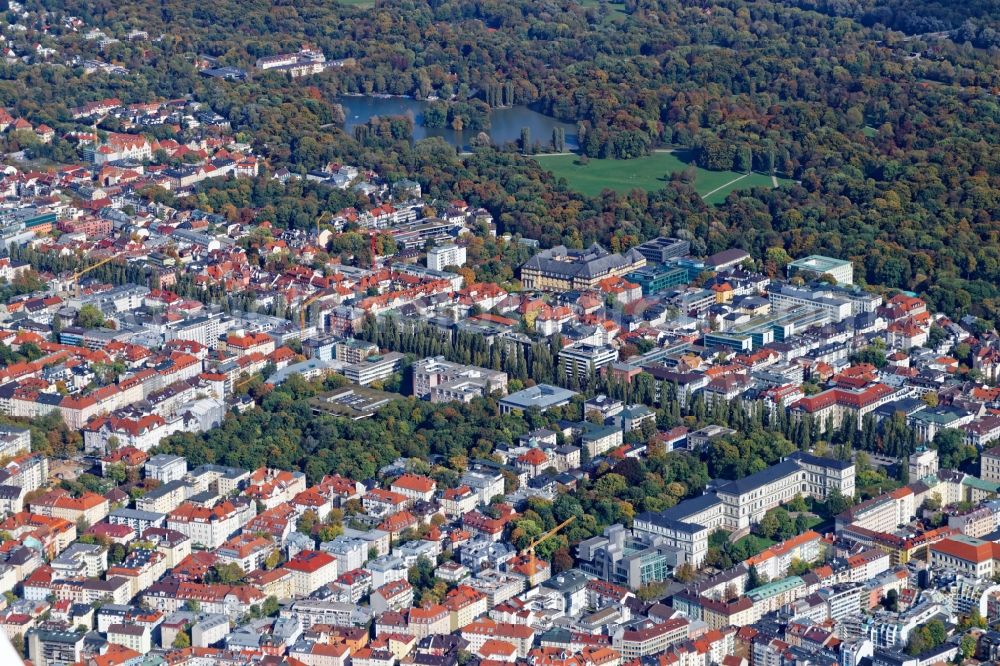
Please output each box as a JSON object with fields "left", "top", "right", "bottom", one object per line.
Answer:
{"left": 336, "top": 95, "right": 580, "bottom": 152}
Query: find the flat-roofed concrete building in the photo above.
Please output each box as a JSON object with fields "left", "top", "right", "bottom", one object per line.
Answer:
{"left": 342, "top": 352, "right": 404, "bottom": 386}
{"left": 500, "top": 384, "right": 578, "bottom": 415}
{"left": 634, "top": 237, "right": 691, "bottom": 264}
{"left": 787, "top": 254, "right": 854, "bottom": 285}
{"left": 412, "top": 356, "right": 508, "bottom": 402}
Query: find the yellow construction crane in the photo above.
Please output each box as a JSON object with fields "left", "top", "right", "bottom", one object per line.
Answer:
{"left": 523, "top": 515, "right": 576, "bottom": 557}
{"left": 298, "top": 290, "right": 330, "bottom": 332}
{"left": 70, "top": 254, "right": 120, "bottom": 297}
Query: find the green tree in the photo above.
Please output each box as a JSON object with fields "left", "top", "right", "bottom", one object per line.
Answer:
{"left": 960, "top": 633, "right": 977, "bottom": 659}
{"left": 210, "top": 563, "right": 246, "bottom": 585}
{"left": 75, "top": 304, "right": 107, "bottom": 329}
{"left": 297, "top": 509, "right": 319, "bottom": 537}
{"left": 105, "top": 463, "right": 127, "bottom": 484}
{"left": 261, "top": 596, "right": 280, "bottom": 617}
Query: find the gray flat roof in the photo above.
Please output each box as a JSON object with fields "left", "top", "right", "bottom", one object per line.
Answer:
{"left": 501, "top": 384, "right": 578, "bottom": 408}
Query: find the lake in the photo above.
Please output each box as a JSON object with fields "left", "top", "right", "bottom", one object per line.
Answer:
{"left": 336, "top": 95, "right": 579, "bottom": 152}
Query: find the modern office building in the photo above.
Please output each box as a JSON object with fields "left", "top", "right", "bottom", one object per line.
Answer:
{"left": 412, "top": 356, "right": 508, "bottom": 401}
{"left": 500, "top": 384, "right": 579, "bottom": 415}
{"left": 577, "top": 525, "right": 674, "bottom": 590}
{"left": 634, "top": 237, "right": 691, "bottom": 264}
{"left": 558, "top": 343, "right": 618, "bottom": 379}
{"left": 788, "top": 255, "right": 854, "bottom": 285}
{"left": 341, "top": 352, "right": 405, "bottom": 386}
{"left": 626, "top": 263, "right": 689, "bottom": 296}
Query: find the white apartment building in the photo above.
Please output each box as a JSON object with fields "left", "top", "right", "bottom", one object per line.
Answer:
{"left": 145, "top": 454, "right": 188, "bottom": 484}
{"left": 427, "top": 244, "right": 467, "bottom": 271}
{"left": 558, "top": 343, "right": 618, "bottom": 379}
{"left": 166, "top": 501, "right": 253, "bottom": 549}
{"left": 412, "top": 356, "right": 507, "bottom": 401}
{"left": 836, "top": 488, "right": 914, "bottom": 533}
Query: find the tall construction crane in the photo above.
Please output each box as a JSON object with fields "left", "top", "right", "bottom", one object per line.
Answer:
{"left": 522, "top": 515, "right": 576, "bottom": 557}
{"left": 299, "top": 290, "right": 332, "bottom": 332}
{"left": 70, "top": 254, "right": 121, "bottom": 297}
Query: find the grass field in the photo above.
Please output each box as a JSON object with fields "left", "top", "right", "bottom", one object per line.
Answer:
{"left": 337, "top": 0, "right": 375, "bottom": 6}
{"left": 535, "top": 151, "right": 790, "bottom": 202}
{"left": 733, "top": 534, "right": 776, "bottom": 556}
{"left": 575, "top": 0, "right": 628, "bottom": 21}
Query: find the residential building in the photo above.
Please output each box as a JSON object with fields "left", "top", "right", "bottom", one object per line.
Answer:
{"left": 412, "top": 357, "right": 507, "bottom": 401}
{"left": 559, "top": 343, "right": 618, "bottom": 379}
{"left": 284, "top": 550, "right": 339, "bottom": 596}
{"left": 427, "top": 244, "right": 467, "bottom": 271}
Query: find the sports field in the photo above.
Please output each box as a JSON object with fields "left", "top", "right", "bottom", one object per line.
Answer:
{"left": 535, "top": 151, "right": 789, "bottom": 202}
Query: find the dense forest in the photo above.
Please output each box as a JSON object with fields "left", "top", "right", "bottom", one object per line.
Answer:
{"left": 1, "top": 0, "right": 995, "bottom": 323}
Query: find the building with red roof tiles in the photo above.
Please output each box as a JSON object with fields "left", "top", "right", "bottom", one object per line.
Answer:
{"left": 364, "top": 488, "right": 410, "bottom": 518}
{"left": 224, "top": 331, "right": 276, "bottom": 358}
{"left": 243, "top": 566, "right": 294, "bottom": 600}
{"left": 477, "top": 638, "right": 518, "bottom": 662}
{"left": 597, "top": 276, "right": 643, "bottom": 305}
{"left": 372, "top": 579, "right": 414, "bottom": 615}
{"left": 462, "top": 618, "right": 535, "bottom": 658}
{"left": 315, "top": 474, "right": 364, "bottom": 504}
{"left": 283, "top": 550, "right": 339, "bottom": 596}
{"left": 886, "top": 319, "right": 927, "bottom": 349}
{"left": 463, "top": 506, "right": 517, "bottom": 542}
{"left": 244, "top": 467, "right": 307, "bottom": 510}
{"left": 441, "top": 485, "right": 478, "bottom": 518}
{"left": 29, "top": 489, "right": 109, "bottom": 526}
{"left": 166, "top": 500, "right": 254, "bottom": 549}
{"left": 84, "top": 414, "right": 172, "bottom": 455}
{"left": 143, "top": 579, "right": 264, "bottom": 618}
{"left": 506, "top": 553, "right": 551, "bottom": 588}
{"left": 790, "top": 383, "right": 898, "bottom": 433}
{"left": 390, "top": 473, "right": 437, "bottom": 503}
{"left": 931, "top": 535, "right": 1000, "bottom": 580}
{"left": 217, "top": 533, "right": 276, "bottom": 574}
{"left": 515, "top": 447, "right": 551, "bottom": 479}
{"left": 378, "top": 510, "right": 418, "bottom": 539}
{"left": 405, "top": 603, "right": 451, "bottom": 639}
{"left": 100, "top": 445, "right": 149, "bottom": 471}
{"left": 443, "top": 584, "right": 488, "bottom": 630}
{"left": 291, "top": 487, "right": 333, "bottom": 522}
{"left": 245, "top": 504, "right": 296, "bottom": 542}
{"left": 332, "top": 568, "right": 373, "bottom": 603}
{"left": 87, "top": 522, "right": 135, "bottom": 545}
{"left": 743, "top": 531, "right": 824, "bottom": 581}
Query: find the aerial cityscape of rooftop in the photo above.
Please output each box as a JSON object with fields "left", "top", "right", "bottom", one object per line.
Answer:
{"left": 0, "top": 1, "right": 998, "bottom": 666}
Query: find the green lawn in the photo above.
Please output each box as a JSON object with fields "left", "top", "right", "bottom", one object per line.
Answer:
{"left": 535, "top": 151, "right": 789, "bottom": 202}
{"left": 862, "top": 125, "right": 877, "bottom": 137}
{"left": 574, "top": 0, "right": 628, "bottom": 21}
{"left": 733, "top": 534, "right": 776, "bottom": 556}
{"left": 337, "top": 0, "right": 374, "bottom": 6}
